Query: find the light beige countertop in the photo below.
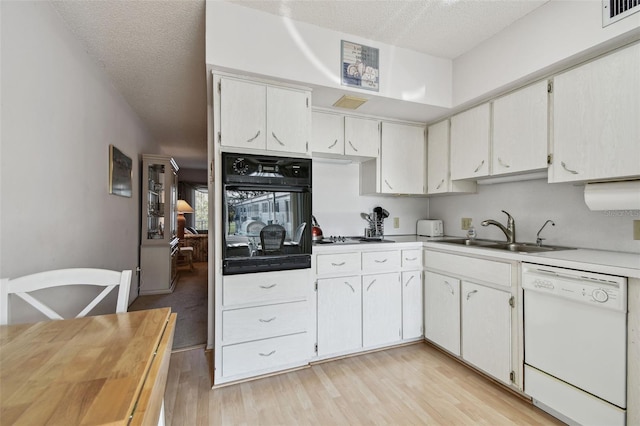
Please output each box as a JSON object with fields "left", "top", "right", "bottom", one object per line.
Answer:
{"left": 314, "top": 234, "right": 640, "bottom": 278}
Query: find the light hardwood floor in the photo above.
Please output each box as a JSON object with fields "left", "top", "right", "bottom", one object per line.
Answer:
{"left": 164, "top": 342, "right": 562, "bottom": 425}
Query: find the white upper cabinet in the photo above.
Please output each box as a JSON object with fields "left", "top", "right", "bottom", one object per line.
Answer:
{"left": 550, "top": 43, "right": 640, "bottom": 183}
{"left": 218, "top": 76, "right": 310, "bottom": 155}
{"left": 450, "top": 103, "right": 491, "bottom": 180}
{"left": 312, "top": 111, "right": 344, "bottom": 156}
{"left": 266, "top": 86, "right": 310, "bottom": 154}
{"left": 344, "top": 116, "right": 380, "bottom": 158}
{"left": 219, "top": 77, "right": 267, "bottom": 149}
{"left": 380, "top": 122, "right": 426, "bottom": 194}
{"left": 492, "top": 80, "right": 549, "bottom": 176}
{"left": 427, "top": 120, "right": 476, "bottom": 195}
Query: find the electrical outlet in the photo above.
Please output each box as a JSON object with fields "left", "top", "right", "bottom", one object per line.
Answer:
{"left": 393, "top": 217, "right": 400, "bottom": 228}
{"left": 461, "top": 218, "right": 472, "bottom": 230}
{"left": 634, "top": 220, "right": 640, "bottom": 240}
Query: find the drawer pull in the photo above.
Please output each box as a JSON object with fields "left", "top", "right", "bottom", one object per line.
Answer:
{"left": 328, "top": 139, "right": 338, "bottom": 149}
{"left": 405, "top": 257, "right": 417, "bottom": 261}
{"left": 443, "top": 280, "right": 454, "bottom": 295}
{"left": 331, "top": 261, "right": 346, "bottom": 267}
{"left": 436, "top": 178, "right": 445, "bottom": 190}
{"left": 344, "top": 282, "right": 355, "bottom": 293}
{"left": 366, "top": 279, "right": 377, "bottom": 291}
{"left": 473, "top": 160, "right": 485, "bottom": 173}
{"left": 466, "top": 289, "right": 478, "bottom": 300}
{"left": 384, "top": 179, "right": 393, "bottom": 190}
{"left": 374, "top": 259, "right": 388, "bottom": 264}
{"left": 498, "top": 157, "right": 511, "bottom": 168}
{"left": 348, "top": 140, "right": 358, "bottom": 152}
{"left": 259, "top": 317, "right": 276, "bottom": 323}
{"left": 258, "top": 350, "right": 276, "bottom": 357}
{"left": 561, "top": 161, "right": 579, "bottom": 174}
{"left": 405, "top": 275, "right": 415, "bottom": 287}
{"left": 272, "top": 131, "right": 286, "bottom": 146}
{"left": 259, "top": 283, "right": 277, "bottom": 289}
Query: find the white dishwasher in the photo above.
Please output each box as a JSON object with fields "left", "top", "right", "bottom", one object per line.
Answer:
{"left": 522, "top": 263, "right": 627, "bottom": 426}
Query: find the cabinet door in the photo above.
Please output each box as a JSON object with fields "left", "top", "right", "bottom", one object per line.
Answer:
{"left": 402, "top": 271, "right": 423, "bottom": 340}
{"left": 220, "top": 77, "right": 266, "bottom": 149}
{"left": 492, "top": 80, "right": 548, "bottom": 176}
{"left": 312, "top": 111, "right": 344, "bottom": 155}
{"left": 362, "top": 273, "right": 401, "bottom": 347}
{"left": 266, "top": 86, "right": 310, "bottom": 154}
{"left": 424, "top": 271, "right": 460, "bottom": 356}
{"left": 344, "top": 116, "right": 380, "bottom": 157}
{"left": 427, "top": 120, "right": 450, "bottom": 194}
{"left": 461, "top": 281, "right": 511, "bottom": 384}
{"left": 450, "top": 103, "right": 491, "bottom": 180}
{"left": 380, "top": 122, "right": 426, "bottom": 194}
{"left": 550, "top": 43, "right": 640, "bottom": 183}
{"left": 317, "top": 276, "right": 362, "bottom": 356}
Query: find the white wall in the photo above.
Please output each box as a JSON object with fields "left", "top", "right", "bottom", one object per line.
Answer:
{"left": 205, "top": 1, "right": 452, "bottom": 109}
{"left": 312, "top": 161, "right": 428, "bottom": 237}
{"left": 0, "top": 2, "right": 157, "bottom": 320}
{"left": 453, "top": 0, "right": 640, "bottom": 107}
{"left": 428, "top": 179, "right": 640, "bottom": 254}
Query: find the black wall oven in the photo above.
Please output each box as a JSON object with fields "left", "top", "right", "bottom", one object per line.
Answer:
{"left": 222, "top": 153, "right": 312, "bottom": 275}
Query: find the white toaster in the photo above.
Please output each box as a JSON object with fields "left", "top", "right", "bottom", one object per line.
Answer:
{"left": 417, "top": 219, "right": 443, "bottom": 237}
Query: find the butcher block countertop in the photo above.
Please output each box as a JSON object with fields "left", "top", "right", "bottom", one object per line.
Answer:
{"left": 0, "top": 307, "right": 176, "bottom": 425}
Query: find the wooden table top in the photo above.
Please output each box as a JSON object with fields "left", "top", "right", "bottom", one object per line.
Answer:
{"left": 0, "top": 308, "right": 173, "bottom": 425}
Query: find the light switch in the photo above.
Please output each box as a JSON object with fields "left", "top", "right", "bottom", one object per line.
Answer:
{"left": 393, "top": 217, "right": 400, "bottom": 228}
{"left": 461, "top": 218, "right": 472, "bottom": 230}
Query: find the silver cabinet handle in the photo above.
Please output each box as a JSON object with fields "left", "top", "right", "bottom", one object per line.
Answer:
{"left": 405, "top": 275, "right": 415, "bottom": 287}
{"left": 246, "top": 130, "right": 261, "bottom": 143}
{"left": 473, "top": 160, "right": 485, "bottom": 173}
{"left": 344, "top": 282, "right": 355, "bottom": 292}
{"left": 259, "top": 283, "right": 277, "bottom": 289}
{"left": 436, "top": 179, "right": 445, "bottom": 190}
{"left": 366, "top": 279, "right": 377, "bottom": 291}
{"left": 259, "top": 317, "right": 276, "bottom": 323}
{"left": 374, "top": 258, "right": 388, "bottom": 263}
{"left": 466, "top": 289, "right": 478, "bottom": 300}
{"left": 272, "top": 131, "right": 285, "bottom": 146}
{"left": 259, "top": 350, "right": 276, "bottom": 357}
{"left": 561, "top": 161, "right": 579, "bottom": 174}
{"left": 498, "top": 157, "right": 510, "bottom": 168}
{"left": 384, "top": 179, "right": 393, "bottom": 190}
{"left": 348, "top": 140, "right": 358, "bottom": 152}
{"left": 331, "top": 261, "right": 346, "bottom": 267}
{"left": 405, "top": 257, "right": 417, "bottom": 261}
{"left": 328, "top": 139, "right": 338, "bottom": 149}
{"left": 443, "top": 280, "right": 454, "bottom": 295}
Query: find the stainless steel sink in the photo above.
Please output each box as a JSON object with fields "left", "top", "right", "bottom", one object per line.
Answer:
{"left": 439, "top": 239, "right": 575, "bottom": 253}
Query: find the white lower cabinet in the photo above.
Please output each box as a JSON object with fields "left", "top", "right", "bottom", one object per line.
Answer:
{"left": 317, "top": 276, "right": 362, "bottom": 357}
{"left": 461, "top": 281, "right": 512, "bottom": 385}
{"left": 402, "top": 271, "right": 423, "bottom": 340}
{"left": 424, "top": 271, "right": 460, "bottom": 356}
{"left": 362, "top": 273, "right": 402, "bottom": 347}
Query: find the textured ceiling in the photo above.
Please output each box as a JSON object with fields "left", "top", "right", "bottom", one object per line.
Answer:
{"left": 51, "top": 0, "right": 547, "bottom": 169}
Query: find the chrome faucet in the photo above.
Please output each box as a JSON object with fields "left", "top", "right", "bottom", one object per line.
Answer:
{"left": 481, "top": 210, "right": 516, "bottom": 244}
{"left": 536, "top": 220, "right": 555, "bottom": 246}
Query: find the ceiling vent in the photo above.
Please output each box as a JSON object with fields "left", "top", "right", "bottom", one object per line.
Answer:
{"left": 333, "top": 95, "right": 368, "bottom": 110}
{"left": 603, "top": 0, "right": 640, "bottom": 26}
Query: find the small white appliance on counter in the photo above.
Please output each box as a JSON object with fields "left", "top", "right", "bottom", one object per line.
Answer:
{"left": 417, "top": 219, "right": 443, "bottom": 237}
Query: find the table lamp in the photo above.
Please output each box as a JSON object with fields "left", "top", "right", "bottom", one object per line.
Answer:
{"left": 176, "top": 199, "right": 194, "bottom": 239}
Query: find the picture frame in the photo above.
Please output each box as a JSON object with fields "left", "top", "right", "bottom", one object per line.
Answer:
{"left": 109, "top": 144, "right": 133, "bottom": 197}
{"left": 341, "top": 40, "right": 379, "bottom": 92}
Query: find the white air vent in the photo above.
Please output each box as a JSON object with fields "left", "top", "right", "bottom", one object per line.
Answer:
{"left": 603, "top": 0, "right": 640, "bottom": 26}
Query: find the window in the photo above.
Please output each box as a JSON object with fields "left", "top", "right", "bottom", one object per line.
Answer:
{"left": 194, "top": 189, "right": 208, "bottom": 231}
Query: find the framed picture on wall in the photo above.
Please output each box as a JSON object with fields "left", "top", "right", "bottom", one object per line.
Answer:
{"left": 109, "top": 144, "right": 132, "bottom": 197}
{"left": 341, "top": 40, "right": 379, "bottom": 91}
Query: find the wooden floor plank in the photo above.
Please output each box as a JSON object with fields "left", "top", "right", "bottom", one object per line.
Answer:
{"left": 164, "top": 343, "right": 562, "bottom": 425}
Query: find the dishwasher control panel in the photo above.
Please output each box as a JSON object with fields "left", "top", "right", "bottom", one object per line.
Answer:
{"left": 522, "top": 263, "right": 627, "bottom": 311}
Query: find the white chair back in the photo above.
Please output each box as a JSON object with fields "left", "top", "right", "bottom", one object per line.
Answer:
{"left": 0, "top": 268, "right": 132, "bottom": 325}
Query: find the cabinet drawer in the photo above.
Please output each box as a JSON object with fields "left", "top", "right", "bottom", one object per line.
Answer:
{"left": 222, "top": 333, "right": 310, "bottom": 377}
{"left": 316, "top": 252, "right": 361, "bottom": 275}
{"left": 222, "top": 269, "right": 309, "bottom": 306}
{"left": 362, "top": 250, "right": 401, "bottom": 271}
{"left": 401, "top": 249, "right": 422, "bottom": 269}
{"left": 425, "top": 250, "right": 511, "bottom": 288}
{"left": 222, "top": 301, "right": 308, "bottom": 344}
